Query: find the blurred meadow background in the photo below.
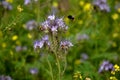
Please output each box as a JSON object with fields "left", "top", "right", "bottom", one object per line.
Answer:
{"left": 0, "top": 0, "right": 120, "bottom": 80}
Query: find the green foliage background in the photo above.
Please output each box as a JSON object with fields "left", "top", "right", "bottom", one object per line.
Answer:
{"left": 0, "top": 0, "right": 120, "bottom": 80}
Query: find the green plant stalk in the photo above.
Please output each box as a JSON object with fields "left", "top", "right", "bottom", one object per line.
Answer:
{"left": 46, "top": 55, "right": 54, "bottom": 80}
{"left": 62, "top": 55, "right": 67, "bottom": 76}
{"left": 52, "top": 34, "right": 61, "bottom": 80}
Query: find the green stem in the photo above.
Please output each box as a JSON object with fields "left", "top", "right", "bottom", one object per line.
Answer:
{"left": 52, "top": 33, "right": 61, "bottom": 80}
{"left": 46, "top": 55, "right": 54, "bottom": 80}
{"left": 62, "top": 55, "right": 67, "bottom": 76}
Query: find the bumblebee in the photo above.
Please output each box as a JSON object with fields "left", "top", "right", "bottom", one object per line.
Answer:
{"left": 67, "top": 15, "right": 74, "bottom": 21}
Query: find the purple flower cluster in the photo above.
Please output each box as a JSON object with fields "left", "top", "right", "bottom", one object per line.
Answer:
{"left": 60, "top": 40, "right": 73, "bottom": 50}
{"left": 0, "top": 75, "right": 12, "bottom": 80}
{"left": 24, "top": 0, "right": 38, "bottom": 5}
{"left": 34, "top": 35, "right": 50, "bottom": 49}
{"left": 98, "top": 60, "right": 114, "bottom": 73}
{"left": 15, "top": 46, "right": 27, "bottom": 52}
{"left": 25, "top": 20, "right": 37, "bottom": 30}
{"left": 1, "top": 1, "right": 12, "bottom": 10}
{"left": 30, "top": 68, "right": 38, "bottom": 75}
{"left": 40, "top": 14, "right": 68, "bottom": 34}
{"left": 93, "top": 0, "right": 110, "bottom": 12}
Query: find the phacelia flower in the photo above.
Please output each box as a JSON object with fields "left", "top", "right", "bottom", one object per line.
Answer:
{"left": 0, "top": 75, "right": 13, "bottom": 80}
{"left": 24, "top": 0, "right": 38, "bottom": 5}
{"left": 25, "top": 20, "right": 37, "bottom": 30}
{"left": 15, "top": 46, "right": 27, "bottom": 52}
{"left": 98, "top": 60, "right": 114, "bottom": 73}
{"left": 34, "top": 35, "right": 50, "bottom": 49}
{"left": 60, "top": 40, "right": 73, "bottom": 50}
{"left": 76, "top": 33, "right": 89, "bottom": 41}
{"left": 30, "top": 68, "right": 38, "bottom": 75}
{"left": 93, "top": 0, "right": 110, "bottom": 12}
{"left": 40, "top": 14, "right": 68, "bottom": 33}
{"left": 80, "top": 53, "right": 89, "bottom": 62}
{"left": 1, "top": 1, "right": 12, "bottom": 10}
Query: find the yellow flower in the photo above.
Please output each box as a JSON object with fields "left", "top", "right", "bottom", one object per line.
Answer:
{"left": 10, "top": 50, "right": 13, "bottom": 56}
{"left": 27, "top": 33, "right": 32, "bottom": 39}
{"left": 110, "top": 76, "right": 118, "bottom": 80}
{"left": 112, "top": 33, "right": 118, "bottom": 38}
{"left": 16, "top": 40, "right": 21, "bottom": 45}
{"left": 111, "top": 71, "right": 115, "bottom": 75}
{"left": 2, "top": 43, "right": 6, "bottom": 48}
{"left": 85, "top": 77, "right": 91, "bottom": 80}
{"left": 117, "top": 8, "right": 120, "bottom": 13}
{"left": 12, "top": 35, "right": 18, "bottom": 41}
{"left": 112, "top": 13, "right": 119, "bottom": 20}
{"left": 6, "top": 0, "right": 13, "bottom": 3}
{"left": 114, "top": 64, "right": 120, "bottom": 72}
{"left": 74, "top": 59, "right": 81, "bottom": 65}
{"left": 52, "top": 1, "right": 58, "bottom": 8}
{"left": 112, "top": 42, "right": 117, "bottom": 47}
{"left": 17, "top": 5, "right": 23, "bottom": 12}
{"left": 78, "top": 20, "right": 83, "bottom": 25}
{"left": 79, "top": 1, "right": 84, "bottom": 6}
{"left": 83, "top": 3, "right": 92, "bottom": 11}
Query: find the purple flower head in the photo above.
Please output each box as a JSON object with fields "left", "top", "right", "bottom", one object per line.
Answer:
{"left": 76, "top": 33, "right": 89, "bottom": 41}
{"left": 98, "top": 60, "right": 114, "bottom": 73}
{"left": 34, "top": 35, "right": 50, "bottom": 49}
{"left": 25, "top": 20, "right": 37, "bottom": 30}
{"left": 60, "top": 40, "right": 73, "bottom": 50}
{"left": 24, "top": 0, "right": 38, "bottom": 5}
{"left": 80, "top": 53, "right": 89, "bottom": 62}
{"left": 1, "top": 1, "right": 12, "bottom": 10}
{"left": 48, "top": 14, "right": 55, "bottom": 20}
{"left": 30, "top": 68, "right": 38, "bottom": 75}
{"left": 15, "top": 46, "right": 27, "bottom": 52}
{"left": 0, "top": 75, "right": 12, "bottom": 80}
{"left": 93, "top": 0, "right": 110, "bottom": 12}
{"left": 34, "top": 40, "right": 44, "bottom": 49}
{"left": 40, "top": 14, "right": 68, "bottom": 33}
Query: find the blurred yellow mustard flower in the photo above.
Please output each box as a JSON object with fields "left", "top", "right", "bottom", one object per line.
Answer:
{"left": 12, "top": 35, "right": 18, "bottom": 41}
{"left": 79, "top": 1, "right": 84, "bottom": 6}
{"left": 6, "top": 0, "right": 13, "bottom": 3}
{"left": 84, "top": 3, "right": 92, "bottom": 11}
{"left": 28, "top": 33, "right": 32, "bottom": 39}
{"left": 10, "top": 50, "right": 13, "bottom": 56}
{"left": 2, "top": 43, "right": 6, "bottom": 48}
{"left": 114, "top": 64, "right": 120, "bottom": 72}
{"left": 112, "top": 13, "right": 119, "bottom": 20}
{"left": 16, "top": 40, "right": 21, "bottom": 45}
{"left": 117, "top": 8, "right": 120, "bottom": 13}
{"left": 113, "top": 33, "right": 118, "bottom": 38}
{"left": 85, "top": 77, "right": 91, "bottom": 80}
{"left": 17, "top": 5, "right": 23, "bottom": 12}
{"left": 112, "top": 42, "right": 117, "bottom": 47}
{"left": 52, "top": 1, "right": 58, "bottom": 8}
{"left": 74, "top": 59, "right": 81, "bottom": 65}
{"left": 78, "top": 20, "right": 83, "bottom": 25}
{"left": 111, "top": 71, "right": 115, "bottom": 75}
{"left": 73, "top": 71, "right": 82, "bottom": 79}
{"left": 64, "top": 17, "right": 69, "bottom": 24}
{"left": 110, "top": 76, "right": 118, "bottom": 80}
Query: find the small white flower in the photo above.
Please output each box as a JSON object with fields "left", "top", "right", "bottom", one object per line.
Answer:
{"left": 48, "top": 15, "right": 55, "bottom": 20}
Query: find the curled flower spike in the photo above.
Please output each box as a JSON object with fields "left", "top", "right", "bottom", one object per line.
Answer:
{"left": 1, "top": 1, "right": 12, "bottom": 10}
{"left": 40, "top": 14, "right": 68, "bottom": 33}
{"left": 25, "top": 20, "right": 37, "bottom": 30}
{"left": 30, "top": 68, "right": 38, "bottom": 75}
{"left": 98, "top": 60, "right": 114, "bottom": 73}
{"left": 60, "top": 40, "right": 73, "bottom": 50}
{"left": 93, "top": 0, "right": 110, "bottom": 12}
{"left": 24, "top": 0, "right": 38, "bottom": 5}
{"left": 34, "top": 35, "right": 50, "bottom": 49}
